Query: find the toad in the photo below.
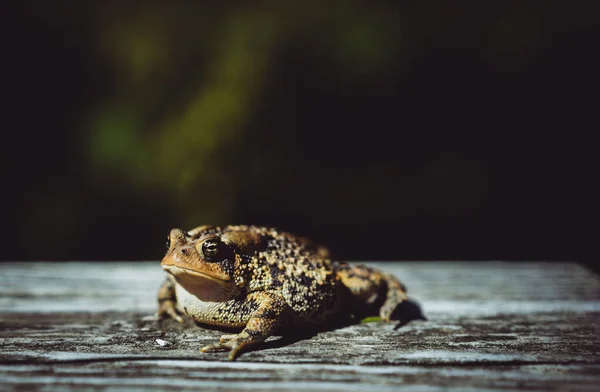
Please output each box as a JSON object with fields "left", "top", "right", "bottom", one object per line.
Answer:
{"left": 158, "top": 225, "right": 409, "bottom": 360}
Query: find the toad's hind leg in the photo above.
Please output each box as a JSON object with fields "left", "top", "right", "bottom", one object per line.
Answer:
{"left": 201, "top": 291, "right": 289, "bottom": 361}
{"left": 336, "top": 264, "right": 408, "bottom": 322}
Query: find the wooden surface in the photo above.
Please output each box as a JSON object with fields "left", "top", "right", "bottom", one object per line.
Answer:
{"left": 1, "top": 261, "right": 599, "bottom": 391}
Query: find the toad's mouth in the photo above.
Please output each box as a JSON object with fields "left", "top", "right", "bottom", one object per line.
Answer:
{"left": 162, "top": 265, "right": 229, "bottom": 285}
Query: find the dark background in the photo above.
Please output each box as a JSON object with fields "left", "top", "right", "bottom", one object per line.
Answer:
{"left": 2, "top": 2, "right": 599, "bottom": 268}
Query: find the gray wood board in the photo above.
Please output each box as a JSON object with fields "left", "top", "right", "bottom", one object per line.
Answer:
{"left": 1, "top": 261, "right": 599, "bottom": 391}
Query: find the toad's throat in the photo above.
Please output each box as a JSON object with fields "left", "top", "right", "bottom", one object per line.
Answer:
{"left": 162, "top": 265, "right": 235, "bottom": 302}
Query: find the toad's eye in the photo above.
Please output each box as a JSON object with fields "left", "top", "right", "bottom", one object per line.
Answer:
{"left": 202, "top": 239, "right": 220, "bottom": 259}
{"left": 165, "top": 236, "right": 171, "bottom": 250}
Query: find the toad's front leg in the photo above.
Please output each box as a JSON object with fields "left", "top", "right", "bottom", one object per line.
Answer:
{"left": 201, "top": 291, "right": 289, "bottom": 361}
{"left": 157, "top": 276, "right": 184, "bottom": 323}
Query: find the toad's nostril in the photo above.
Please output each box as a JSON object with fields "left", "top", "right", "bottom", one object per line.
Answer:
{"left": 180, "top": 249, "right": 188, "bottom": 255}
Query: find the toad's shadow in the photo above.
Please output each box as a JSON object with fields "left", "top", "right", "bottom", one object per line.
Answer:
{"left": 391, "top": 299, "right": 428, "bottom": 330}
{"left": 258, "top": 299, "right": 427, "bottom": 351}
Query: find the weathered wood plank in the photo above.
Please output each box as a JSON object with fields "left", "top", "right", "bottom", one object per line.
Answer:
{"left": 2, "top": 261, "right": 599, "bottom": 313}
{"left": 1, "top": 261, "right": 599, "bottom": 391}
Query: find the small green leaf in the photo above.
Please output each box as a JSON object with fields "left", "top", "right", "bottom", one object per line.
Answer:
{"left": 360, "top": 316, "right": 381, "bottom": 324}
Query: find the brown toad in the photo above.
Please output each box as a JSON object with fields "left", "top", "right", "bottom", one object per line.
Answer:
{"left": 158, "top": 225, "right": 409, "bottom": 360}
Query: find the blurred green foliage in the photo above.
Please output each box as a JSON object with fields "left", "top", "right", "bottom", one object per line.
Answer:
{"left": 88, "top": 2, "right": 410, "bottom": 228}
{"left": 4, "top": 1, "right": 599, "bottom": 261}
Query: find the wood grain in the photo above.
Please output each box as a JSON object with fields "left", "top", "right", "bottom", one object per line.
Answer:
{"left": 1, "top": 261, "right": 599, "bottom": 391}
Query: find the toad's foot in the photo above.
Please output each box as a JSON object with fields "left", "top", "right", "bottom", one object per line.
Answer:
{"left": 218, "top": 334, "right": 238, "bottom": 343}
{"left": 157, "top": 299, "right": 184, "bottom": 323}
{"left": 201, "top": 335, "right": 251, "bottom": 361}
